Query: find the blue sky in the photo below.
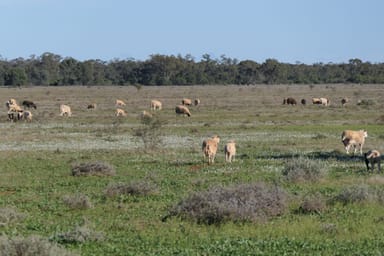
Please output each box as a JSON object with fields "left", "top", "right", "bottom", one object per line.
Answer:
{"left": 1, "top": 0, "right": 383, "bottom": 64}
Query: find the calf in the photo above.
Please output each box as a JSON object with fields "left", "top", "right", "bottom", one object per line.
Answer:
{"left": 202, "top": 135, "right": 220, "bottom": 164}
{"left": 364, "top": 150, "right": 381, "bottom": 173}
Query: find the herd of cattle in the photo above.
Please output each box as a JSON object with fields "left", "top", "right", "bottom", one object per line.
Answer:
{"left": 3, "top": 96, "right": 380, "bottom": 171}
{"left": 282, "top": 97, "right": 348, "bottom": 106}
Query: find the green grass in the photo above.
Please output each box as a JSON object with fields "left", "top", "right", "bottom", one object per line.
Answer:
{"left": 0, "top": 84, "right": 384, "bottom": 255}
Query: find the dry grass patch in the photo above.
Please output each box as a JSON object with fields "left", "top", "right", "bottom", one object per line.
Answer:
{"left": 282, "top": 156, "right": 327, "bottom": 183}
{"left": 63, "top": 194, "right": 93, "bottom": 210}
{"left": 71, "top": 162, "right": 116, "bottom": 176}
{"left": 105, "top": 181, "right": 158, "bottom": 197}
{"left": 163, "top": 182, "right": 288, "bottom": 225}
{"left": 0, "top": 235, "right": 77, "bottom": 256}
{"left": 0, "top": 208, "right": 26, "bottom": 227}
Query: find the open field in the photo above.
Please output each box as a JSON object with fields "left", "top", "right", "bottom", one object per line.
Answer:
{"left": 1, "top": 84, "right": 384, "bottom": 255}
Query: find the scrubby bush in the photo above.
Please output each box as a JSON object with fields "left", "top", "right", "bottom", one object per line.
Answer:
{"left": 164, "top": 182, "right": 288, "bottom": 225}
{"left": 51, "top": 225, "right": 104, "bottom": 245}
{"left": 297, "top": 194, "right": 327, "bottom": 214}
{"left": 132, "top": 115, "right": 165, "bottom": 151}
{"left": 71, "top": 162, "right": 116, "bottom": 176}
{"left": 63, "top": 194, "right": 93, "bottom": 210}
{"left": 331, "top": 184, "right": 384, "bottom": 205}
{"left": 0, "top": 235, "right": 77, "bottom": 256}
{"left": 0, "top": 208, "right": 26, "bottom": 227}
{"left": 105, "top": 181, "right": 158, "bottom": 197}
{"left": 282, "top": 156, "right": 326, "bottom": 183}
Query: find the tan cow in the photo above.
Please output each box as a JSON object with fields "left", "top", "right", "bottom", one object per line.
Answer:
{"left": 224, "top": 140, "right": 236, "bottom": 163}
{"left": 194, "top": 98, "right": 201, "bottom": 106}
{"left": 312, "top": 98, "right": 322, "bottom": 105}
{"left": 116, "top": 99, "right": 126, "bottom": 107}
{"left": 320, "top": 97, "right": 330, "bottom": 106}
{"left": 175, "top": 105, "right": 191, "bottom": 117}
{"left": 341, "top": 129, "right": 368, "bottom": 155}
{"left": 181, "top": 98, "right": 192, "bottom": 106}
{"left": 115, "top": 108, "right": 127, "bottom": 117}
{"left": 202, "top": 135, "right": 220, "bottom": 164}
{"left": 140, "top": 110, "right": 153, "bottom": 120}
{"left": 60, "top": 104, "right": 72, "bottom": 117}
{"left": 150, "top": 100, "right": 162, "bottom": 110}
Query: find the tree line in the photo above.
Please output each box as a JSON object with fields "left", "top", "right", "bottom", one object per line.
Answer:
{"left": 1, "top": 52, "right": 384, "bottom": 86}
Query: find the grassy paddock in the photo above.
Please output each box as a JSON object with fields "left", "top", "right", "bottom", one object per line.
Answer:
{"left": 0, "top": 84, "right": 384, "bottom": 255}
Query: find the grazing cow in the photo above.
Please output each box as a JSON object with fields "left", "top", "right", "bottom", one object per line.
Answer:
{"left": 301, "top": 99, "right": 306, "bottom": 105}
{"left": 115, "top": 99, "right": 126, "bottom": 107}
{"left": 5, "top": 99, "right": 18, "bottom": 110}
{"left": 341, "top": 129, "right": 368, "bottom": 155}
{"left": 224, "top": 140, "right": 236, "bottom": 163}
{"left": 22, "top": 100, "right": 37, "bottom": 109}
{"left": 341, "top": 98, "right": 348, "bottom": 107}
{"left": 140, "top": 110, "right": 153, "bottom": 120}
{"left": 364, "top": 150, "right": 381, "bottom": 173}
{"left": 150, "top": 100, "right": 162, "bottom": 110}
{"left": 320, "top": 97, "right": 330, "bottom": 106}
{"left": 181, "top": 98, "right": 192, "bottom": 106}
{"left": 175, "top": 105, "right": 191, "bottom": 117}
{"left": 194, "top": 98, "right": 201, "bottom": 106}
{"left": 60, "top": 104, "right": 72, "bottom": 117}
{"left": 312, "top": 98, "right": 322, "bottom": 105}
{"left": 115, "top": 108, "right": 127, "bottom": 117}
{"left": 283, "top": 97, "right": 297, "bottom": 105}
{"left": 202, "top": 135, "right": 220, "bottom": 164}
{"left": 18, "top": 110, "right": 33, "bottom": 122}
{"left": 87, "top": 103, "right": 97, "bottom": 109}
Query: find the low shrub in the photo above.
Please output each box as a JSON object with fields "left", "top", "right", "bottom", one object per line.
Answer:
{"left": 105, "top": 181, "right": 158, "bottom": 197}
{"left": 0, "top": 208, "right": 26, "bottom": 227}
{"left": 164, "top": 182, "right": 288, "bottom": 225}
{"left": 71, "top": 162, "right": 116, "bottom": 176}
{"left": 0, "top": 235, "right": 77, "bottom": 256}
{"left": 51, "top": 225, "right": 104, "bottom": 245}
{"left": 63, "top": 194, "right": 93, "bottom": 210}
{"left": 331, "top": 185, "right": 384, "bottom": 205}
{"left": 282, "top": 156, "right": 326, "bottom": 183}
{"left": 297, "top": 194, "right": 327, "bottom": 214}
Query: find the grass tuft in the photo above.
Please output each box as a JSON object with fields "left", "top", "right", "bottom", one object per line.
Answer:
{"left": 105, "top": 181, "right": 158, "bottom": 197}
{"left": 282, "top": 156, "right": 326, "bottom": 183}
{"left": 0, "top": 235, "right": 77, "bottom": 256}
{"left": 63, "top": 194, "right": 93, "bottom": 210}
{"left": 71, "top": 162, "right": 116, "bottom": 176}
{"left": 0, "top": 208, "right": 26, "bottom": 227}
{"left": 164, "top": 182, "right": 288, "bottom": 225}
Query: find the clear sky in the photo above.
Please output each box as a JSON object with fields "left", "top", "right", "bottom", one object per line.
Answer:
{"left": 1, "top": 0, "right": 383, "bottom": 64}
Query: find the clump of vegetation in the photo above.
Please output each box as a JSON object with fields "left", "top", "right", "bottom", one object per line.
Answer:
{"left": 282, "top": 156, "right": 326, "bottom": 183}
{"left": 357, "top": 99, "right": 375, "bottom": 106}
{"left": 133, "top": 115, "right": 165, "bottom": 151}
{"left": 163, "top": 182, "right": 288, "bottom": 225}
{"left": 297, "top": 194, "right": 327, "bottom": 214}
{"left": 321, "top": 223, "right": 338, "bottom": 235}
{"left": 63, "top": 194, "right": 93, "bottom": 210}
{"left": 0, "top": 208, "right": 26, "bottom": 227}
{"left": 105, "top": 181, "right": 158, "bottom": 197}
{"left": 71, "top": 162, "right": 116, "bottom": 176}
{"left": 331, "top": 184, "right": 374, "bottom": 205}
{"left": 51, "top": 224, "right": 104, "bottom": 245}
{"left": 312, "top": 133, "right": 327, "bottom": 140}
{"left": 0, "top": 235, "right": 77, "bottom": 256}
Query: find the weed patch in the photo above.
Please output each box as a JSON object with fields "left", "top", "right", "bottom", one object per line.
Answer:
{"left": 71, "top": 162, "right": 116, "bottom": 176}
{"left": 164, "top": 182, "right": 288, "bottom": 225}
